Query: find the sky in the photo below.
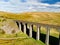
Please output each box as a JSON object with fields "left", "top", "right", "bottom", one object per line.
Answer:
{"left": 0, "top": 0, "right": 60, "bottom": 13}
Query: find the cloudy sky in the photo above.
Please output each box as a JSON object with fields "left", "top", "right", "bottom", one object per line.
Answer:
{"left": 0, "top": 0, "right": 60, "bottom": 13}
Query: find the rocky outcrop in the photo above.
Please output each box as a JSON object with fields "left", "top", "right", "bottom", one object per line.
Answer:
{"left": 0, "top": 18, "right": 19, "bottom": 34}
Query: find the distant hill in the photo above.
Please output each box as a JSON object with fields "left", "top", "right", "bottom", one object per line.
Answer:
{"left": 0, "top": 11, "right": 60, "bottom": 26}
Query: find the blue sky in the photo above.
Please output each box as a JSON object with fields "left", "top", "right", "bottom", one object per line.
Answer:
{"left": 0, "top": 0, "right": 60, "bottom": 13}
{"left": 39, "top": 0, "right": 60, "bottom": 4}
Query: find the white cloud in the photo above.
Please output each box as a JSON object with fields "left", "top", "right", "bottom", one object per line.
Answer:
{"left": 55, "top": 2, "right": 60, "bottom": 5}
{"left": 0, "top": 0, "right": 60, "bottom": 13}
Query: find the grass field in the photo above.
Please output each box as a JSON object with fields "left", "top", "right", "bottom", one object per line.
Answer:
{"left": 0, "top": 31, "right": 45, "bottom": 45}
{"left": 0, "top": 11, "right": 60, "bottom": 45}
{"left": 0, "top": 38, "right": 45, "bottom": 45}
{"left": 0, "top": 17, "right": 45, "bottom": 45}
{"left": 0, "top": 11, "right": 59, "bottom": 37}
{"left": 0, "top": 12, "right": 60, "bottom": 25}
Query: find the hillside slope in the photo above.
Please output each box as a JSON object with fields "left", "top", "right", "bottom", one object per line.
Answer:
{"left": 0, "top": 18, "right": 45, "bottom": 45}
{"left": 0, "top": 12, "right": 59, "bottom": 38}
{"left": 0, "top": 12, "right": 60, "bottom": 26}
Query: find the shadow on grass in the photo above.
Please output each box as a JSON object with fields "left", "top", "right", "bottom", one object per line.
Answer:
{"left": 16, "top": 22, "right": 59, "bottom": 45}
{"left": 26, "top": 29, "right": 59, "bottom": 45}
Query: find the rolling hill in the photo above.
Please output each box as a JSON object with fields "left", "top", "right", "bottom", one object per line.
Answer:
{"left": 0, "top": 18, "right": 45, "bottom": 45}
{"left": 0, "top": 11, "right": 59, "bottom": 37}
{"left": 0, "top": 11, "right": 60, "bottom": 26}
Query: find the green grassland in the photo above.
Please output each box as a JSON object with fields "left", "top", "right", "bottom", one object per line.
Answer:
{"left": 0, "top": 11, "right": 60, "bottom": 45}
{"left": 0, "top": 11, "right": 59, "bottom": 38}
{"left": 0, "top": 12, "right": 60, "bottom": 25}
{"left": 0, "top": 31, "right": 45, "bottom": 45}
{"left": 0, "top": 17, "right": 45, "bottom": 45}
